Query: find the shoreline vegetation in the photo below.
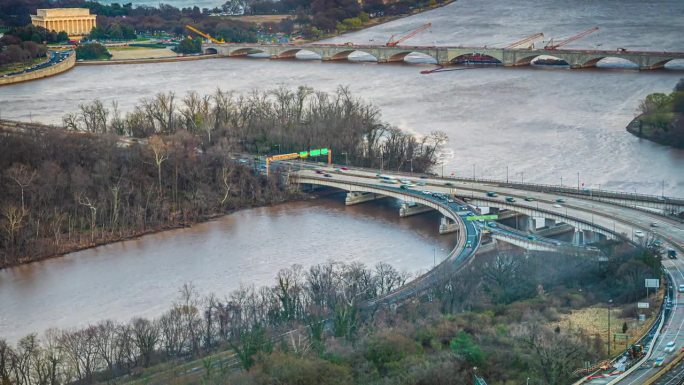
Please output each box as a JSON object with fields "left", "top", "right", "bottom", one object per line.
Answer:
{"left": 0, "top": 245, "right": 663, "bottom": 385}
{"left": 0, "top": 86, "right": 444, "bottom": 269}
{"left": 627, "top": 78, "right": 684, "bottom": 148}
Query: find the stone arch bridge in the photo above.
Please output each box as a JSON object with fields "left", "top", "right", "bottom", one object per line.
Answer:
{"left": 204, "top": 42, "right": 684, "bottom": 70}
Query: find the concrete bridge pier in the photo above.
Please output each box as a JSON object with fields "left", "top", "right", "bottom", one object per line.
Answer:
{"left": 439, "top": 216, "right": 459, "bottom": 234}
{"left": 519, "top": 216, "right": 538, "bottom": 233}
{"left": 345, "top": 191, "right": 387, "bottom": 205}
{"left": 572, "top": 229, "right": 586, "bottom": 246}
{"left": 400, "top": 202, "right": 433, "bottom": 217}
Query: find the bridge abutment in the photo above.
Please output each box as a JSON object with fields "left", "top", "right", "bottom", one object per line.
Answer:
{"left": 345, "top": 191, "right": 387, "bottom": 205}
{"left": 439, "top": 216, "right": 459, "bottom": 234}
{"left": 400, "top": 202, "right": 433, "bottom": 217}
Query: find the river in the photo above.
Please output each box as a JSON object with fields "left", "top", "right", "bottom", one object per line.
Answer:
{"left": 0, "top": 196, "right": 455, "bottom": 343}
{"left": 2, "top": 0, "right": 684, "bottom": 342}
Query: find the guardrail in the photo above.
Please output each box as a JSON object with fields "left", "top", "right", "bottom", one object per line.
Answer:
{"left": 294, "top": 175, "right": 478, "bottom": 308}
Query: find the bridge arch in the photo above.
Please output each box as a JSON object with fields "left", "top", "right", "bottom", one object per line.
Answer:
{"left": 452, "top": 53, "right": 502, "bottom": 65}
{"left": 516, "top": 55, "right": 568, "bottom": 66}
{"left": 228, "top": 47, "right": 268, "bottom": 57}
{"left": 582, "top": 56, "right": 639, "bottom": 69}
{"left": 204, "top": 47, "right": 218, "bottom": 55}
{"left": 387, "top": 51, "right": 438, "bottom": 64}
{"left": 330, "top": 50, "right": 378, "bottom": 62}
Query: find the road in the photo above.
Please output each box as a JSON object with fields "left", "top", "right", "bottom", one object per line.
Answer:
{"left": 287, "top": 164, "right": 684, "bottom": 384}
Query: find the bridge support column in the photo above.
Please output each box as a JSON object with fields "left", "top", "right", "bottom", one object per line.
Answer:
{"left": 399, "top": 202, "right": 433, "bottom": 217}
{"left": 520, "top": 216, "right": 536, "bottom": 232}
{"left": 572, "top": 229, "right": 586, "bottom": 246}
{"left": 439, "top": 216, "right": 459, "bottom": 234}
{"left": 345, "top": 191, "right": 387, "bottom": 205}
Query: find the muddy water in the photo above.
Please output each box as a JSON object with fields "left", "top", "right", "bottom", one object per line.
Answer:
{"left": 0, "top": 195, "right": 455, "bottom": 342}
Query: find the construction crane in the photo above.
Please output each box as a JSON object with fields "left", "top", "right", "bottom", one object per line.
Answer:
{"left": 544, "top": 27, "right": 599, "bottom": 50}
{"left": 386, "top": 23, "right": 432, "bottom": 47}
{"left": 185, "top": 25, "right": 224, "bottom": 44}
{"left": 505, "top": 33, "right": 544, "bottom": 49}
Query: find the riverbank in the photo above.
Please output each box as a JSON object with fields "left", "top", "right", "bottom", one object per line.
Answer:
{"left": 626, "top": 114, "right": 684, "bottom": 149}
{"left": 77, "top": 53, "right": 218, "bottom": 65}
{"left": 0, "top": 119, "right": 298, "bottom": 270}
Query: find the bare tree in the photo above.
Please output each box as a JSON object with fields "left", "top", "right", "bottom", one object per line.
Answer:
{"left": 6, "top": 163, "right": 37, "bottom": 212}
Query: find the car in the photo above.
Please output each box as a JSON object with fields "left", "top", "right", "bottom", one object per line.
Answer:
{"left": 323, "top": 173, "right": 332, "bottom": 178}
{"left": 678, "top": 284, "right": 684, "bottom": 293}
{"left": 444, "top": 182, "right": 455, "bottom": 186}
{"left": 650, "top": 222, "right": 659, "bottom": 227}
{"left": 422, "top": 191, "right": 432, "bottom": 195}
{"left": 487, "top": 221, "right": 497, "bottom": 228}
{"left": 527, "top": 235, "right": 536, "bottom": 240}
{"left": 447, "top": 199, "right": 454, "bottom": 203}
{"left": 399, "top": 179, "right": 412, "bottom": 184}
{"left": 634, "top": 230, "right": 645, "bottom": 238}
{"left": 665, "top": 341, "right": 677, "bottom": 353}
{"left": 417, "top": 182, "right": 427, "bottom": 186}
{"left": 486, "top": 191, "right": 498, "bottom": 197}
{"left": 505, "top": 197, "right": 516, "bottom": 202}
{"left": 654, "top": 356, "right": 665, "bottom": 367}
{"left": 340, "top": 167, "right": 349, "bottom": 171}
{"left": 420, "top": 175, "right": 428, "bottom": 179}
{"left": 553, "top": 204, "right": 562, "bottom": 208}
{"left": 556, "top": 198, "right": 565, "bottom": 203}
{"left": 315, "top": 170, "right": 324, "bottom": 174}
{"left": 524, "top": 197, "right": 535, "bottom": 201}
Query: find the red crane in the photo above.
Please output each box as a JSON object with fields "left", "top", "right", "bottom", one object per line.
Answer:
{"left": 386, "top": 23, "right": 432, "bottom": 47}
{"left": 505, "top": 33, "right": 544, "bottom": 49}
{"left": 544, "top": 27, "right": 599, "bottom": 50}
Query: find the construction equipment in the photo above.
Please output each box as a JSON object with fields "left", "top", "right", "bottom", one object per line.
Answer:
{"left": 505, "top": 33, "right": 544, "bottom": 49}
{"left": 185, "top": 25, "right": 224, "bottom": 44}
{"left": 545, "top": 27, "right": 599, "bottom": 50}
{"left": 386, "top": 23, "right": 432, "bottom": 47}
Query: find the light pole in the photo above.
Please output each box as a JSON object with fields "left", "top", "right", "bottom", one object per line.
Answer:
{"left": 608, "top": 299, "right": 613, "bottom": 355}
{"left": 472, "top": 164, "right": 475, "bottom": 180}
{"left": 560, "top": 176, "right": 563, "bottom": 188}
{"left": 433, "top": 247, "right": 436, "bottom": 268}
{"left": 342, "top": 152, "right": 348, "bottom": 166}
{"left": 410, "top": 158, "right": 413, "bottom": 173}
{"left": 577, "top": 172, "right": 580, "bottom": 192}
{"left": 526, "top": 378, "right": 530, "bottom": 385}
{"left": 506, "top": 164, "right": 509, "bottom": 183}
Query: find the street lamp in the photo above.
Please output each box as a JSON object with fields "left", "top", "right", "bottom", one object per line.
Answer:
{"left": 342, "top": 152, "right": 348, "bottom": 166}
{"left": 410, "top": 157, "right": 413, "bottom": 173}
{"left": 506, "top": 164, "right": 509, "bottom": 183}
{"left": 608, "top": 299, "right": 613, "bottom": 355}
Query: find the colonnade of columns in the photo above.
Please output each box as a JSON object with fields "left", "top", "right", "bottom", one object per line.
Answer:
{"left": 38, "top": 17, "right": 95, "bottom": 35}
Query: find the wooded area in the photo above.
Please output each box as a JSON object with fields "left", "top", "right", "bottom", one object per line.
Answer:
{"left": 1, "top": 86, "right": 443, "bottom": 268}
{"left": 0, "top": 244, "right": 660, "bottom": 385}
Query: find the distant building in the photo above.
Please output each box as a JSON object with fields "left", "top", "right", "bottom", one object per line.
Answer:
{"left": 30, "top": 8, "right": 96, "bottom": 39}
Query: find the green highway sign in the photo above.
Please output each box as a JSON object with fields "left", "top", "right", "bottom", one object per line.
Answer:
{"left": 466, "top": 214, "right": 499, "bottom": 221}
{"left": 298, "top": 148, "right": 329, "bottom": 158}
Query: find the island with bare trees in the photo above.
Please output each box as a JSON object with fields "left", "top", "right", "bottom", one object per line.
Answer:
{"left": 0, "top": 86, "right": 445, "bottom": 268}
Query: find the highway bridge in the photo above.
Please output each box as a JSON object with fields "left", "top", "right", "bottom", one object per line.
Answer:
{"left": 203, "top": 42, "right": 684, "bottom": 70}
{"left": 285, "top": 164, "right": 684, "bottom": 384}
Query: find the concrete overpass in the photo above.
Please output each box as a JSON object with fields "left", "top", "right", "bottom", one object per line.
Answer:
{"left": 204, "top": 42, "right": 684, "bottom": 70}
{"left": 286, "top": 164, "right": 684, "bottom": 384}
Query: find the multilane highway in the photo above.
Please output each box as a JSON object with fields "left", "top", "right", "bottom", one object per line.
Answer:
{"left": 287, "top": 164, "right": 684, "bottom": 384}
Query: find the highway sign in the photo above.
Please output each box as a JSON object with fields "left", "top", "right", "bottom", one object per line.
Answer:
{"left": 645, "top": 279, "right": 660, "bottom": 288}
{"left": 466, "top": 215, "right": 499, "bottom": 221}
{"left": 638, "top": 302, "right": 650, "bottom": 309}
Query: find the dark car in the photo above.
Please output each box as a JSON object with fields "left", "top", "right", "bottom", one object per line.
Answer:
{"left": 324, "top": 173, "right": 332, "bottom": 177}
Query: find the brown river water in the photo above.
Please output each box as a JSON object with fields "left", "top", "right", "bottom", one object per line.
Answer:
{"left": 1, "top": 0, "right": 684, "bottom": 342}
{"left": 0, "top": 196, "right": 455, "bottom": 342}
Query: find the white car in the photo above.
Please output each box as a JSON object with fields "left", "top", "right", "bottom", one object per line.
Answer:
{"left": 553, "top": 204, "right": 562, "bottom": 208}
{"left": 678, "top": 284, "right": 684, "bottom": 293}
{"left": 634, "top": 230, "right": 645, "bottom": 238}
{"left": 665, "top": 341, "right": 676, "bottom": 353}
